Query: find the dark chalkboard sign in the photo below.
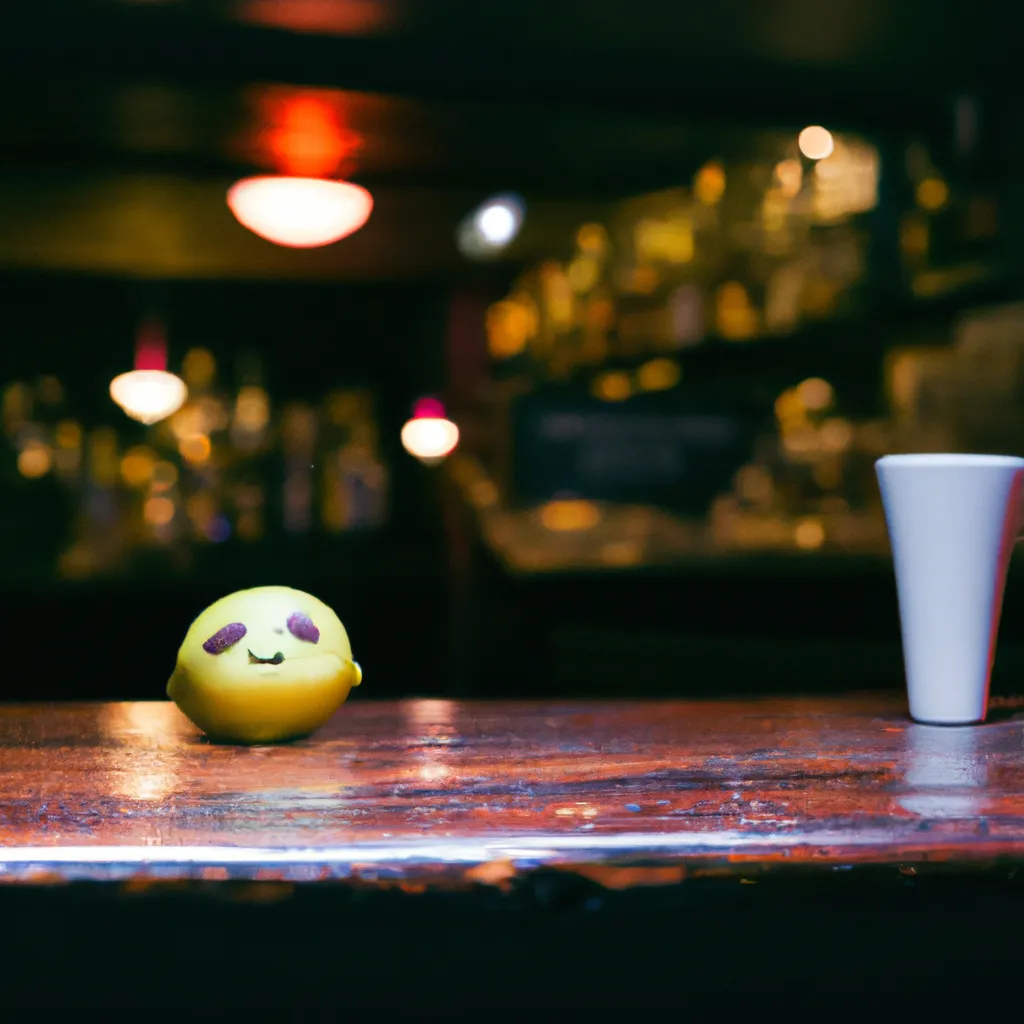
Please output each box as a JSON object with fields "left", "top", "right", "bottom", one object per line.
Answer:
{"left": 510, "top": 389, "right": 762, "bottom": 514}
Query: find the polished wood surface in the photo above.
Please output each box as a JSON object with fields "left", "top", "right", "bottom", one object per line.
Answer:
{"left": 1, "top": 695, "right": 1023, "bottom": 886}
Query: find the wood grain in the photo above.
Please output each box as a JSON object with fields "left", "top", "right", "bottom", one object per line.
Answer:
{"left": 1, "top": 695, "right": 1023, "bottom": 886}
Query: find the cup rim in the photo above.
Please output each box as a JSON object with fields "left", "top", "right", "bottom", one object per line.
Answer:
{"left": 876, "top": 453, "right": 1024, "bottom": 469}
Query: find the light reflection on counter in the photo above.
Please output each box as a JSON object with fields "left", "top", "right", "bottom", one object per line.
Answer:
{"left": 97, "top": 702, "right": 191, "bottom": 803}
{"left": 899, "top": 725, "right": 987, "bottom": 819}
{"left": 404, "top": 701, "right": 459, "bottom": 786}
{"left": 404, "top": 700, "right": 458, "bottom": 730}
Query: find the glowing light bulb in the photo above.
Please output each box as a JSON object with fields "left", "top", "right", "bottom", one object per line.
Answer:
{"left": 457, "top": 194, "right": 525, "bottom": 259}
{"left": 110, "top": 370, "right": 188, "bottom": 426}
{"left": 476, "top": 204, "right": 517, "bottom": 245}
{"left": 798, "top": 126, "right": 835, "bottom": 161}
{"left": 227, "top": 176, "right": 373, "bottom": 248}
{"left": 401, "top": 399, "right": 459, "bottom": 465}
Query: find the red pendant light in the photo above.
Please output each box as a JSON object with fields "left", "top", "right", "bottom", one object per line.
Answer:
{"left": 401, "top": 397, "right": 459, "bottom": 465}
{"left": 227, "top": 176, "right": 372, "bottom": 248}
{"left": 109, "top": 319, "right": 188, "bottom": 426}
{"left": 228, "top": 90, "right": 373, "bottom": 248}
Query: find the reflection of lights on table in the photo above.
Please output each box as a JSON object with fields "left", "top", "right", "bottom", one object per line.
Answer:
{"left": 901, "top": 725, "right": 987, "bottom": 818}
{"left": 98, "top": 704, "right": 188, "bottom": 802}
{"left": 405, "top": 700, "right": 458, "bottom": 732}
{"left": 554, "top": 803, "right": 598, "bottom": 819}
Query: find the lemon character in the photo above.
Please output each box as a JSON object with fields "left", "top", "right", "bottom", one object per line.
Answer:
{"left": 167, "top": 586, "right": 361, "bottom": 743}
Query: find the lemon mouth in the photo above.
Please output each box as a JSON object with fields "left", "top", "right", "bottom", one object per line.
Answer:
{"left": 248, "top": 650, "right": 285, "bottom": 665}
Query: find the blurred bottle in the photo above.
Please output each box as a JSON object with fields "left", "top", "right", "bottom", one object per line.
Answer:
{"left": 321, "top": 389, "right": 388, "bottom": 532}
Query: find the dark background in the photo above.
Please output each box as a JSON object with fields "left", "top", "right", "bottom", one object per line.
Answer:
{"left": 6, "top": 3, "right": 1024, "bottom": 1013}
{"left": 2, "top": 0, "right": 1024, "bottom": 704}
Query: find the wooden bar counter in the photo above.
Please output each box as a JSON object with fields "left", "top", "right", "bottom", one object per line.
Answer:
{"left": 3, "top": 695, "right": 1024, "bottom": 1010}
{"left": 2, "top": 694, "right": 1023, "bottom": 885}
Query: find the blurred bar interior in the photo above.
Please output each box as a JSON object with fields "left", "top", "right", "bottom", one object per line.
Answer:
{"left": 3, "top": 0, "right": 1024, "bottom": 701}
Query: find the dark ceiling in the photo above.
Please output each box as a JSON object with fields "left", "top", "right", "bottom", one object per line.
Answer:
{"left": 0, "top": 0, "right": 1017, "bottom": 280}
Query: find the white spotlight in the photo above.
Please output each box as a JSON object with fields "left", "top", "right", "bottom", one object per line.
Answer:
{"left": 457, "top": 193, "right": 525, "bottom": 259}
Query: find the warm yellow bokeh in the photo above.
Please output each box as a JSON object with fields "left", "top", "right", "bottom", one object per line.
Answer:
{"left": 591, "top": 371, "right": 632, "bottom": 402}
{"left": 540, "top": 500, "right": 601, "bottom": 532}
{"left": 695, "top": 161, "right": 726, "bottom": 205}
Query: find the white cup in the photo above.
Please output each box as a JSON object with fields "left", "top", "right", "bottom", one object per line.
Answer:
{"left": 876, "top": 453, "right": 1024, "bottom": 724}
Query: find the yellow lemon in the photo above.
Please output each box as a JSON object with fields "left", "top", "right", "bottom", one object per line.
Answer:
{"left": 167, "top": 586, "right": 361, "bottom": 743}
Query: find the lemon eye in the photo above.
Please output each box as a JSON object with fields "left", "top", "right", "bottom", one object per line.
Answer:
{"left": 203, "top": 622, "right": 247, "bottom": 655}
{"left": 287, "top": 612, "right": 319, "bottom": 644}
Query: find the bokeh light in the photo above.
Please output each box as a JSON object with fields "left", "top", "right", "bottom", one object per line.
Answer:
{"left": 144, "top": 496, "right": 176, "bottom": 527}
{"left": 916, "top": 178, "right": 949, "bottom": 212}
{"left": 120, "top": 446, "right": 158, "bottom": 488}
{"left": 540, "top": 500, "right": 601, "bottom": 532}
{"left": 234, "top": 386, "right": 271, "bottom": 432}
{"left": 576, "top": 223, "right": 610, "bottom": 257}
{"left": 591, "top": 371, "right": 632, "bottom": 402}
{"left": 179, "top": 434, "right": 212, "bottom": 464}
{"left": 694, "top": 161, "right": 726, "bottom": 205}
{"left": 636, "top": 358, "right": 681, "bottom": 392}
{"left": 18, "top": 442, "right": 52, "bottom": 479}
{"left": 151, "top": 461, "right": 180, "bottom": 493}
{"left": 457, "top": 194, "right": 525, "bottom": 259}
{"left": 182, "top": 348, "right": 217, "bottom": 390}
{"left": 794, "top": 518, "right": 826, "bottom": 550}
{"left": 402, "top": 400, "right": 459, "bottom": 464}
{"left": 798, "top": 126, "right": 835, "bottom": 161}
{"left": 227, "top": 176, "right": 373, "bottom": 248}
{"left": 109, "top": 370, "right": 188, "bottom": 425}
{"left": 797, "top": 377, "right": 834, "bottom": 412}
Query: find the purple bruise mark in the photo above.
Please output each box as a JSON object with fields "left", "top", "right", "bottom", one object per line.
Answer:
{"left": 287, "top": 612, "right": 320, "bottom": 644}
{"left": 202, "top": 622, "right": 247, "bottom": 655}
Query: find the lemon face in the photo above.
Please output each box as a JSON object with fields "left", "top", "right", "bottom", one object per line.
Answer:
{"left": 167, "top": 586, "right": 361, "bottom": 743}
